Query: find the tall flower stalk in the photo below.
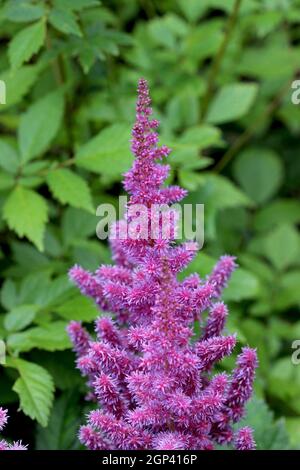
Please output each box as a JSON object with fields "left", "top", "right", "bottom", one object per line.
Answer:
{"left": 68, "top": 79, "right": 257, "bottom": 450}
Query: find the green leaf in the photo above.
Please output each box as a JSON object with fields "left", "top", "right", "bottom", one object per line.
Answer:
{"left": 264, "top": 224, "right": 299, "bottom": 271}
{"left": 54, "top": 0, "right": 100, "bottom": 10}
{"left": 233, "top": 148, "right": 283, "bottom": 204}
{"left": 18, "top": 89, "right": 64, "bottom": 163}
{"left": 223, "top": 268, "right": 260, "bottom": 302}
{"left": 239, "top": 397, "right": 290, "bottom": 450}
{"left": 0, "top": 65, "right": 39, "bottom": 110}
{"left": 4, "top": 304, "right": 39, "bottom": 332}
{"left": 0, "top": 172, "right": 14, "bottom": 190}
{"left": 286, "top": 418, "right": 300, "bottom": 447}
{"left": 238, "top": 46, "right": 298, "bottom": 80}
{"left": 0, "top": 139, "right": 19, "bottom": 174}
{"left": 8, "top": 19, "right": 46, "bottom": 70}
{"left": 176, "top": 0, "right": 206, "bottom": 22}
{"left": 46, "top": 168, "right": 94, "bottom": 213}
{"left": 1, "top": 279, "right": 18, "bottom": 310}
{"left": 168, "top": 125, "right": 223, "bottom": 165}
{"left": 8, "top": 321, "right": 71, "bottom": 353}
{"left": 75, "top": 123, "right": 133, "bottom": 179}
{"left": 36, "top": 391, "right": 81, "bottom": 450}
{"left": 192, "top": 173, "right": 252, "bottom": 209}
{"left": 9, "top": 357, "right": 54, "bottom": 427}
{"left": 49, "top": 8, "right": 82, "bottom": 37}
{"left": 206, "top": 83, "right": 258, "bottom": 124}
{"left": 276, "top": 270, "right": 300, "bottom": 310}
{"left": 3, "top": 186, "right": 48, "bottom": 251}
{"left": 55, "top": 295, "right": 100, "bottom": 321}
{"left": 254, "top": 199, "right": 300, "bottom": 232}
{"left": 3, "top": 0, "right": 46, "bottom": 23}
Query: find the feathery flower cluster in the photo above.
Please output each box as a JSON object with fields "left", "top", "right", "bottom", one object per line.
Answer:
{"left": 0, "top": 407, "right": 27, "bottom": 451}
{"left": 68, "top": 79, "right": 258, "bottom": 450}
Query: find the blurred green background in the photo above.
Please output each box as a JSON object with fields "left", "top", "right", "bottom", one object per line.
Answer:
{"left": 0, "top": 0, "right": 300, "bottom": 449}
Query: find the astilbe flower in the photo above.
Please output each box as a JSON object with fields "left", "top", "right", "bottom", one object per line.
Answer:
{"left": 68, "top": 79, "right": 258, "bottom": 450}
{"left": 0, "top": 407, "right": 27, "bottom": 451}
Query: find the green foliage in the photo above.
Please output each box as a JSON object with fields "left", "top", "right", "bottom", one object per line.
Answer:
{"left": 0, "top": 0, "right": 299, "bottom": 449}
{"left": 239, "top": 397, "right": 291, "bottom": 450}
{"left": 8, "top": 18, "right": 46, "bottom": 70}
{"left": 3, "top": 186, "right": 48, "bottom": 250}
{"left": 8, "top": 357, "right": 54, "bottom": 427}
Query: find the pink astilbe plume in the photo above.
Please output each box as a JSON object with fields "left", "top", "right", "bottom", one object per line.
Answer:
{"left": 68, "top": 79, "right": 257, "bottom": 450}
{"left": 0, "top": 407, "right": 27, "bottom": 451}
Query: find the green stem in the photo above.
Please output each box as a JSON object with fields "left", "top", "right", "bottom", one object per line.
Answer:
{"left": 201, "top": 0, "right": 242, "bottom": 119}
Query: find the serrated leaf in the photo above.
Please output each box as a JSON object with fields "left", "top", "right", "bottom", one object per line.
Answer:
{"left": 9, "top": 358, "right": 54, "bottom": 427}
{"left": 55, "top": 294, "right": 100, "bottom": 321}
{"left": 46, "top": 168, "right": 94, "bottom": 213}
{"left": 0, "top": 139, "right": 19, "bottom": 174}
{"left": 206, "top": 82, "right": 258, "bottom": 124}
{"left": 8, "top": 321, "right": 71, "bottom": 353}
{"left": 36, "top": 391, "right": 81, "bottom": 449}
{"left": 233, "top": 148, "right": 283, "bottom": 204}
{"left": 3, "top": 186, "right": 48, "bottom": 251}
{"left": 8, "top": 19, "right": 46, "bottom": 70}
{"left": 18, "top": 89, "right": 64, "bottom": 163}
{"left": 4, "top": 304, "right": 39, "bottom": 332}
{"left": 0, "top": 65, "right": 39, "bottom": 110}
{"left": 3, "top": 1, "right": 46, "bottom": 23}
{"left": 49, "top": 8, "right": 82, "bottom": 36}
{"left": 240, "top": 397, "right": 290, "bottom": 449}
{"left": 75, "top": 123, "right": 132, "bottom": 179}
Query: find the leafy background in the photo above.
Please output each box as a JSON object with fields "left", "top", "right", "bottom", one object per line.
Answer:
{"left": 0, "top": 0, "right": 299, "bottom": 450}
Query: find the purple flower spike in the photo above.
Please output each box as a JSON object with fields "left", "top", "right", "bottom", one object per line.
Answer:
{"left": 68, "top": 79, "right": 257, "bottom": 450}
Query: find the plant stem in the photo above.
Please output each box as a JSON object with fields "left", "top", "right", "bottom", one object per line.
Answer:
{"left": 214, "top": 80, "right": 291, "bottom": 173}
{"left": 201, "top": 0, "right": 242, "bottom": 119}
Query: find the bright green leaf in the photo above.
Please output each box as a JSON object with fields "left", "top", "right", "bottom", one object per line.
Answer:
{"left": 0, "top": 65, "right": 39, "bottom": 110}
{"left": 8, "top": 19, "right": 46, "bottom": 70}
{"left": 4, "top": 304, "right": 39, "bottom": 332}
{"left": 18, "top": 89, "right": 64, "bottom": 163}
{"left": 3, "top": 1, "right": 46, "bottom": 23}
{"left": 3, "top": 186, "right": 48, "bottom": 251}
{"left": 75, "top": 123, "right": 132, "bottom": 179}
{"left": 55, "top": 295, "right": 100, "bottom": 321}
{"left": 46, "top": 168, "right": 94, "bottom": 213}
{"left": 8, "top": 321, "right": 71, "bottom": 353}
{"left": 49, "top": 8, "right": 82, "bottom": 37}
{"left": 9, "top": 357, "right": 54, "bottom": 427}
{"left": 206, "top": 83, "right": 258, "bottom": 124}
